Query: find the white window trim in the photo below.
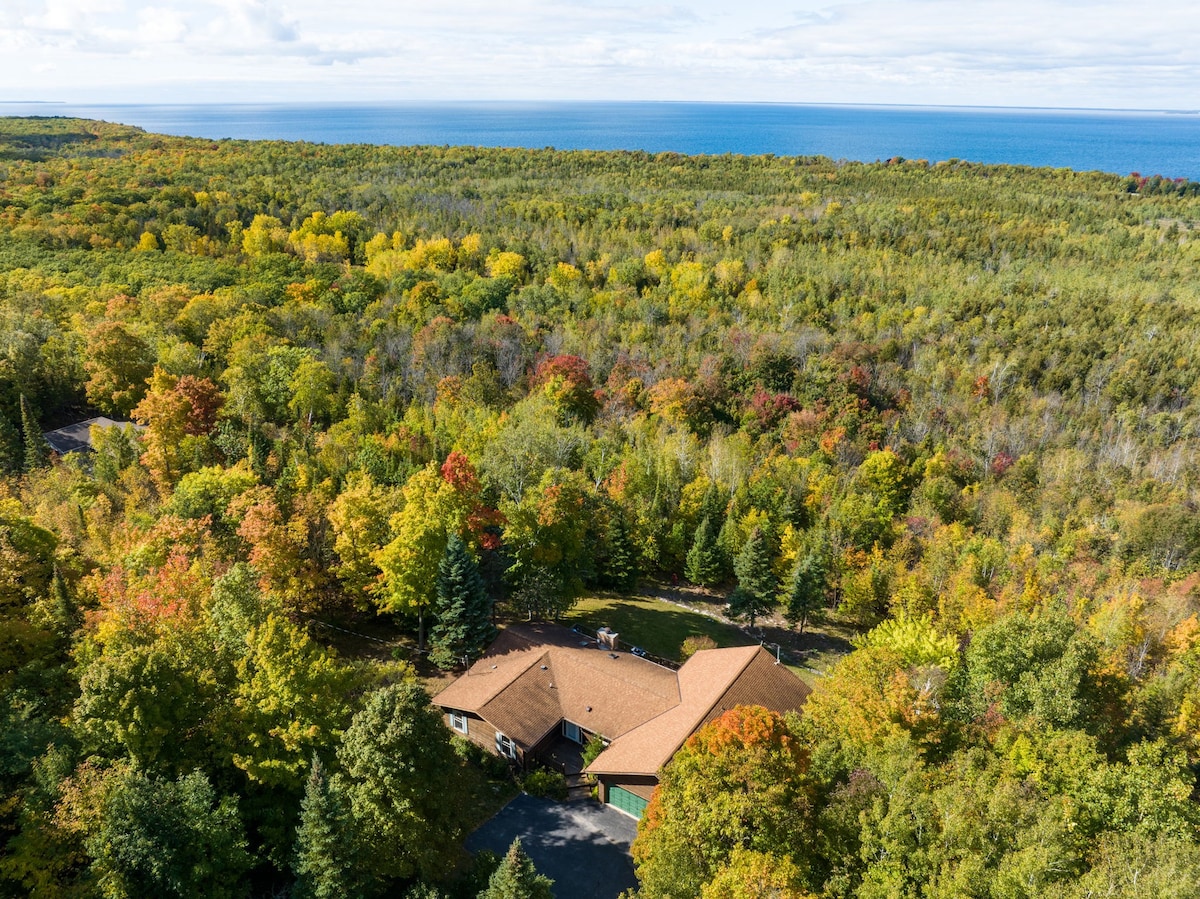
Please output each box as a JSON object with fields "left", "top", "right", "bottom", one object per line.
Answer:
{"left": 496, "top": 732, "right": 517, "bottom": 759}
{"left": 449, "top": 711, "right": 469, "bottom": 734}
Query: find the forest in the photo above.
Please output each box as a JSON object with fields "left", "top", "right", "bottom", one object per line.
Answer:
{"left": 0, "top": 115, "right": 1199, "bottom": 897}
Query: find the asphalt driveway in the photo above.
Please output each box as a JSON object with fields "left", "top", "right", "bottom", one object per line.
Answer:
{"left": 465, "top": 793, "right": 639, "bottom": 898}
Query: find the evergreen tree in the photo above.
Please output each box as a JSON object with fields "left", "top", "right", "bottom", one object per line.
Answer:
{"left": 596, "top": 507, "right": 637, "bottom": 591}
{"left": 784, "top": 551, "right": 825, "bottom": 635}
{"left": 479, "top": 839, "right": 553, "bottom": 899}
{"left": 728, "top": 527, "right": 777, "bottom": 630}
{"left": 686, "top": 516, "right": 723, "bottom": 587}
{"left": 0, "top": 409, "right": 21, "bottom": 474}
{"left": 19, "top": 395, "right": 48, "bottom": 472}
{"left": 429, "top": 534, "right": 496, "bottom": 669}
{"left": 47, "top": 565, "right": 80, "bottom": 640}
{"left": 293, "top": 755, "right": 356, "bottom": 899}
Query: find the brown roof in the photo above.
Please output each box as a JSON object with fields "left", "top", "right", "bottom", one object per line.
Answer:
{"left": 585, "top": 645, "right": 811, "bottom": 778}
{"left": 433, "top": 624, "right": 680, "bottom": 749}
{"left": 435, "top": 624, "right": 812, "bottom": 778}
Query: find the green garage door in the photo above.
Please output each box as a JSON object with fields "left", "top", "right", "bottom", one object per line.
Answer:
{"left": 608, "top": 786, "right": 648, "bottom": 818}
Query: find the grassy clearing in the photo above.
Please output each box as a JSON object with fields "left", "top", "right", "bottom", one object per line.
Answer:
{"left": 562, "top": 591, "right": 751, "bottom": 660}
{"left": 561, "top": 582, "right": 856, "bottom": 681}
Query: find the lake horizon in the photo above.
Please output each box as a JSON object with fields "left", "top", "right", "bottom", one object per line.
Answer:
{"left": 2, "top": 100, "right": 1197, "bottom": 180}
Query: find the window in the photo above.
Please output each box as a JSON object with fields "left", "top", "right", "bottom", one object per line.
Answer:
{"left": 449, "top": 711, "right": 468, "bottom": 734}
{"left": 495, "top": 732, "right": 517, "bottom": 759}
{"left": 563, "top": 721, "right": 582, "bottom": 744}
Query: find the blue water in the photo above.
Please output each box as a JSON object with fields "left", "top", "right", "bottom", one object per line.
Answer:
{"left": 2, "top": 101, "right": 1198, "bottom": 179}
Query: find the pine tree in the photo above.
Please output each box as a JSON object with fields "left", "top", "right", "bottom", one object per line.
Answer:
{"left": 597, "top": 507, "right": 637, "bottom": 591}
{"left": 429, "top": 533, "right": 496, "bottom": 669}
{"left": 48, "top": 564, "right": 80, "bottom": 639}
{"left": 19, "top": 395, "right": 48, "bottom": 472}
{"left": 784, "top": 551, "right": 825, "bottom": 635}
{"left": 479, "top": 839, "right": 553, "bottom": 899}
{"left": 686, "top": 516, "right": 723, "bottom": 587}
{"left": 0, "top": 409, "right": 21, "bottom": 474}
{"left": 728, "top": 527, "right": 777, "bottom": 630}
{"left": 293, "top": 755, "right": 356, "bottom": 899}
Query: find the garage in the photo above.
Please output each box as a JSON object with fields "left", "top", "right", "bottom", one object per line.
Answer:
{"left": 607, "top": 785, "right": 648, "bottom": 819}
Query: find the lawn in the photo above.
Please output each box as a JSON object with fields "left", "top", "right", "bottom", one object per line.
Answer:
{"left": 560, "top": 582, "right": 855, "bottom": 684}
{"left": 561, "top": 591, "right": 750, "bottom": 661}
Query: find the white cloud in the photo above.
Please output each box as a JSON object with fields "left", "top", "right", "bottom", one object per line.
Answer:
{"left": 0, "top": 0, "right": 1198, "bottom": 108}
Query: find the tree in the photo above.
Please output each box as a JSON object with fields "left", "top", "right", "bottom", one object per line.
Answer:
{"left": 289, "top": 358, "right": 337, "bottom": 429}
{"left": 784, "top": 552, "right": 825, "bottom": 635}
{"left": 374, "top": 454, "right": 496, "bottom": 648}
{"left": 632, "top": 706, "right": 814, "bottom": 899}
{"left": 957, "top": 610, "right": 1124, "bottom": 737}
{"left": 686, "top": 516, "right": 724, "bottom": 587}
{"left": 293, "top": 755, "right": 356, "bottom": 899}
{"left": 230, "top": 614, "right": 357, "bottom": 790}
{"left": 700, "top": 848, "right": 814, "bottom": 899}
{"left": 500, "top": 468, "right": 593, "bottom": 620}
{"left": 335, "top": 683, "right": 469, "bottom": 890}
{"left": 73, "top": 631, "right": 221, "bottom": 773}
{"left": 594, "top": 504, "right": 638, "bottom": 591}
{"left": 479, "top": 839, "right": 553, "bottom": 899}
{"left": 82, "top": 769, "right": 251, "bottom": 899}
{"left": 19, "top": 395, "right": 48, "bottom": 472}
{"left": 729, "top": 527, "right": 776, "bottom": 630}
{"left": 429, "top": 534, "right": 495, "bottom": 670}
{"left": 328, "top": 472, "right": 401, "bottom": 607}
{"left": 83, "top": 322, "right": 155, "bottom": 417}
{"left": 132, "top": 367, "right": 191, "bottom": 492}
{"left": 0, "top": 409, "right": 21, "bottom": 474}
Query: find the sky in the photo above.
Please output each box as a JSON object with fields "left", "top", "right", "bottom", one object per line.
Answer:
{"left": 1, "top": 0, "right": 1199, "bottom": 110}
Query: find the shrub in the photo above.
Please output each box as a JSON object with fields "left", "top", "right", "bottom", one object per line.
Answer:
{"left": 521, "top": 767, "right": 567, "bottom": 800}
{"left": 680, "top": 634, "right": 718, "bottom": 660}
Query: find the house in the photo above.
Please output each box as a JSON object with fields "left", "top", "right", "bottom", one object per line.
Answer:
{"left": 432, "top": 623, "right": 811, "bottom": 818}
{"left": 42, "top": 417, "right": 143, "bottom": 456}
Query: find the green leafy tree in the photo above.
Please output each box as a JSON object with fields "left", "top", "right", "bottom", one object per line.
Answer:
{"left": 429, "top": 533, "right": 495, "bottom": 670}
{"left": 289, "top": 357, "right": 338, "bottom": 428}
{"left": 854, "top": 612, "right": 959, "bottom": 671}
{"left": 84, "top": 769, "right": 252, "bottom": 899}
{"left": 230, "top": 614, "right": 358, "bottom": 789}
{"left": 479, "top": 839, "right": 553, "bottom": 899}
{"left": 956, "top": 610, "right": 1124, "bottom": 736}
{"left": 0, "top": 409, "right": 21, "bottom": 474}
{"left": 335, "top": 683, "right": 469, "bottom": 891}
{"left": 501, "top": 468, "right": 593, "bottom": 620}
{"left": 374, "top": 458, "right": 484, "bottom": 648}
{"left": 729, "top": 527, "right": 777, "bottom": 629}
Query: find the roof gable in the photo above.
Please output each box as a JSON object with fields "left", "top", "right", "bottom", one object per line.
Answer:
{"left": 586, "top": 646, "right": 811, "bottom": 777}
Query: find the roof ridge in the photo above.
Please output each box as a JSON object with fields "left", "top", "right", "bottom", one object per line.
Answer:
{"left": 687, "top": 643, "right": 764, "bottom": 728}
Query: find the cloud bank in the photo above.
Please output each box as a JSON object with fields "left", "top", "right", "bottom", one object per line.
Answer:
{"left": 2, "top": 0, "right": 1198, "bottom": 109}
